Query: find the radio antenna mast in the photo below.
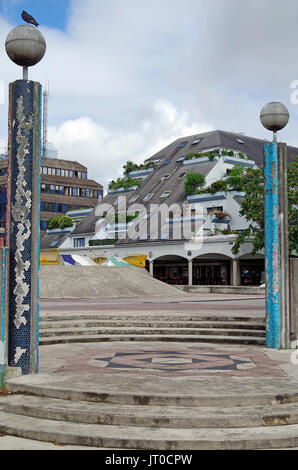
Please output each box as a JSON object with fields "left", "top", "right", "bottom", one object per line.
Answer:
{"left": 42, "top": 84, "right": 49, "bottom": 157}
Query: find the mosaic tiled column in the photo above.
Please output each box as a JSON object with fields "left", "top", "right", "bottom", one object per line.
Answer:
{"left": 264, "top": 142, "right": 290, "bottom": 349}
{"left": 0, "top": 248, "right": 9, "bottom": 386}
{"left": 7, "top": 80, "right": 41, "bottom": 375}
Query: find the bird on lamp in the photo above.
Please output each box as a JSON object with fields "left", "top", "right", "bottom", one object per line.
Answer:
{"left": 21, "top": 11, "right": 39, "bottom": 27}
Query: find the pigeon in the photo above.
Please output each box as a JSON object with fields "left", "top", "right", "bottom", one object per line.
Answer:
{"left": 21, "top": 10, "right": 39, "bottom": 27}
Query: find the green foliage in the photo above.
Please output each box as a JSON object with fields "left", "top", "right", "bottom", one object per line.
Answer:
{"left": 184, "top": 171, "right": 206, "bottom": 195}
{"left": 122, "top": 160, "right": 157, "bottom": 176}
{"left": 89, "top": 239, "right": 117, "bottom": 246}
{"left": 232, "top": 159, "right": 298, "bottom": 255}
{"left": 47, "top": 216, "right": 73, "bottom": 230}
{"left": 207, "top": 180, "right": 228, "bottom": 194}
{"left": 108, "top": 177, "right": 141, "bottom": 191}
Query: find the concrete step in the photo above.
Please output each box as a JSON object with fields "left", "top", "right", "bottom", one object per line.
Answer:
{"left": 8, "top": 378, "right": 298, "bottom": 407}
{"left": 39, "top": 327, "right": 266, "bottom": 339}
{"left": 39, "top": 320, "right": 266, "bottom": 331}
{"left": 0, "top": 410, "right": 298, "bottom": 449}
{"left": 39, "top": 334, "right": 266, "bottom": 346}
{"left": 1, "top": 394, "right": 298, "bottom": 429}
{"left": 40, "top": 313, "right": 265, "bottom": 324}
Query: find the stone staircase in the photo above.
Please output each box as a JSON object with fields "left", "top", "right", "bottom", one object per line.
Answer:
{"left": 1, "top": 378, "right": 298, "bottom": 449}
{"left": 39, "top": 312, "right": 266, "bottom": 346}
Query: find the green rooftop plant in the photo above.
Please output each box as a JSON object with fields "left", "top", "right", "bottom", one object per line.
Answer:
{"left": 47, "top": 216, "right": 73, "bottom": 230}
{"left": 108, "top": 177, "right": 141, "bottom": 191}
{"left": 184, "top": 171, "right": 206, "bottom": 195}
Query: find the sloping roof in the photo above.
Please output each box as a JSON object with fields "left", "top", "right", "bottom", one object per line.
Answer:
{"left": 40, "top": 232, "right": 70, "bottom": 249}
{"left": 69, "top": 129, "right": 298, "bottom": 238}
{"left": 145, "top": 130, "right": 298, "bottom": 167}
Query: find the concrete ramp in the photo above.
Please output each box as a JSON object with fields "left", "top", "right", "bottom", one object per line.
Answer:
{"left": 39, "top": 265, "right": 183, "bottom": 299}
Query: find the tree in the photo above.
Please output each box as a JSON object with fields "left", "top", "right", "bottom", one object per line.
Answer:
{"left": 232, "top": 158, "right": 298, "bottom": 255}
{"left": 184, "top": 171, "right": 206, "bottom": 195}
{"left": 48, "top": 216, "right": 73, "bottom": 230}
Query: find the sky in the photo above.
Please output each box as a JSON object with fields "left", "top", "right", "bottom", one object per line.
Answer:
{"left": 0, "top": 0, "right": 298, "bottom": 190}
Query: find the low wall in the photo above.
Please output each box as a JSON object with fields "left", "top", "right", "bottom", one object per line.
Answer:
{"left": 178, "top": 285, "right": 265, "bottom": 295}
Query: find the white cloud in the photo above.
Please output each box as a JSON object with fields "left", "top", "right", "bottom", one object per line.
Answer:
{"left": 1, "top": 0, "right": 298, "bottom": 187}
{"left": 49, "top": 98, "right": 211, "bottom": 191}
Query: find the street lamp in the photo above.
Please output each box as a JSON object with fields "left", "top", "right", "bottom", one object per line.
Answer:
{"left": 260, "top": 102, "right": 290, "bottom": 349}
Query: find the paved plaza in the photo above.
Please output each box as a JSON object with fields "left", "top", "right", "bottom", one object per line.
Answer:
{"left": 1, "top": 293, "right": 298, "bottom": 450}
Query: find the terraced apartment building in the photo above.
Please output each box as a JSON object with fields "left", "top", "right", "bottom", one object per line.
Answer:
{"left": 42, "top": 130, "right": 298, "bottom": 287}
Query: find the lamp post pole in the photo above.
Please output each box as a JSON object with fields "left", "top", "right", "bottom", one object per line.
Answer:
{"left": 260, "top": 102, "right": 290, "bottom": 349}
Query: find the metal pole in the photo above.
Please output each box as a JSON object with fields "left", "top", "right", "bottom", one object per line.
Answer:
{"left": 23, "top": 66, "right": 28, "bottom": 80}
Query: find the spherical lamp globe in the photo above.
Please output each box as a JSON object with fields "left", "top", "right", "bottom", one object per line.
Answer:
{"left": 260, "top": 102, "right": 289, "bottom": 133}
{"left": 5, "top": 25, "right": 46, "bottom": 68}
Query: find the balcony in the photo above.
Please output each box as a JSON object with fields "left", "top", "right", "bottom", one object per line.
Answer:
{"left": 183, "top": 156, "right": 212, "bottom": 166}
{"left": 187, "top": 191, "right": 227, "bottom": 203}
{"left": 223, "top": 155, "right": 255, "bottom": 167}
{"left": 107, "top": 186, "right": 139, "bottom": 195}
{"left": 127, "top": 168, "right": 154, "bottom": 178}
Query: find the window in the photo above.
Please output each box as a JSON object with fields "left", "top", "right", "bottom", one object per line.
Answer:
{"left": 162, "top": 159, "right": 171, "bottom": 166}
{"left": 65, "top": 170, "right": 69, "bottom": 178}
{"left": 82, "top": 172, "right": 87, "bottom": 180}
{"left": 143, "top": 193, "right": 154, "bottom": 202}
{"left": 73, "top": 187, "right": 78, "bottom": 197}
{"left": 42, "top": 167, "right": 47, "bottom": 175}
{"left": 207, "top": 206, "right": 224, "bottom": 215}
{"left": 178, "top": 141, "right": 188, "bottom": 148}
{"left": 74, "top": 238, "right": 85, "bottom": 248}
{"left": 129, "top": 195, "right": 139, "bottom": 203}
{"left": 177, "top": 156, "right": 185, "bottom": 162}
{"left": 191, "top": 138, "right": 201, "bottom": 145}
{"left": 236, "top": 138, "right": 245, "bottom": 144}
{"left": 160, "top": 191, "right": 171, "bottom": 199}
{"left": 61, "top": 169, "right": 65, "bottom": 177}
{"left": 160, "top": 175, "right": 169, "bottom": 182}
{"left": 50, "top": 240, "right": 59, "bottom": 248}
{"left": 178, "top": 172, "right": 186, "bottom": 179}
{"left": 56, "top": 168, "right": 61, "bottom": 177}
{"left": 160, "top": 232, "right": 170, "bottom": 240}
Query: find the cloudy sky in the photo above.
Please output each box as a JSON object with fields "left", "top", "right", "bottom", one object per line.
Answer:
{"left": 0, "top": 0, "right": 298, "bottom": 190}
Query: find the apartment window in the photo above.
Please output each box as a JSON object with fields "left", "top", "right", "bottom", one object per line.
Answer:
{"left": 160, "top": 175, "right": 169, "bottom": 182}
{"left": 74, "top": 238, "right": 85, "bottom": 248}
{"left": 143, "top": 193, "right": 154, "bottom": 202}
{"left": 192, "top": 138, "right": 201, "bottom": 145}
{"left": 81, "top": 188, "right": 86, "bottom": 197}
{"left": 41, "top": 184, "right": 46, "bottom": 192}
{"left": 160, "top": 191, "right": 171, "bottom": 199}
{"left": 50, "top": 240, "right": 59, "bottom": 248}
{"left": 65, "top": 170, "right": 69, "bottom": 178}
{"left": 42, "top": 167, "right": 47, "bottom": 175}
{"left": 178, "top": 172, "right": 186, "bottom": 179}
{"left": 160, "top": 232, "right": 170, "bottom": 240}
{"left": 82, "top": 172, "right": 87, "bottom": 180}
{"left": 129, "top": 196, "right": 139, "bottom": 203}
{"left": 85, "top": 189, "right": 90, "bottom": 198}
{"left": 178, "top": 141, "right": 188, "bottom": 148}
{"left": 69, "top": 170, "right": 74, "bottom": 178}
{"left": 60, "top": 169, "right": 65, "bottom": 177}
{"left": 50, "top": 185, "right": 55, "bottom": 194}
{"left": 207, "top": 206, "right": 223, "bottom": 215}
{"left": 73, "top": 187, "right": 78, "bottom": 197}
{"left": 56, "top": 168, "right": 61, "bottom": 177}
